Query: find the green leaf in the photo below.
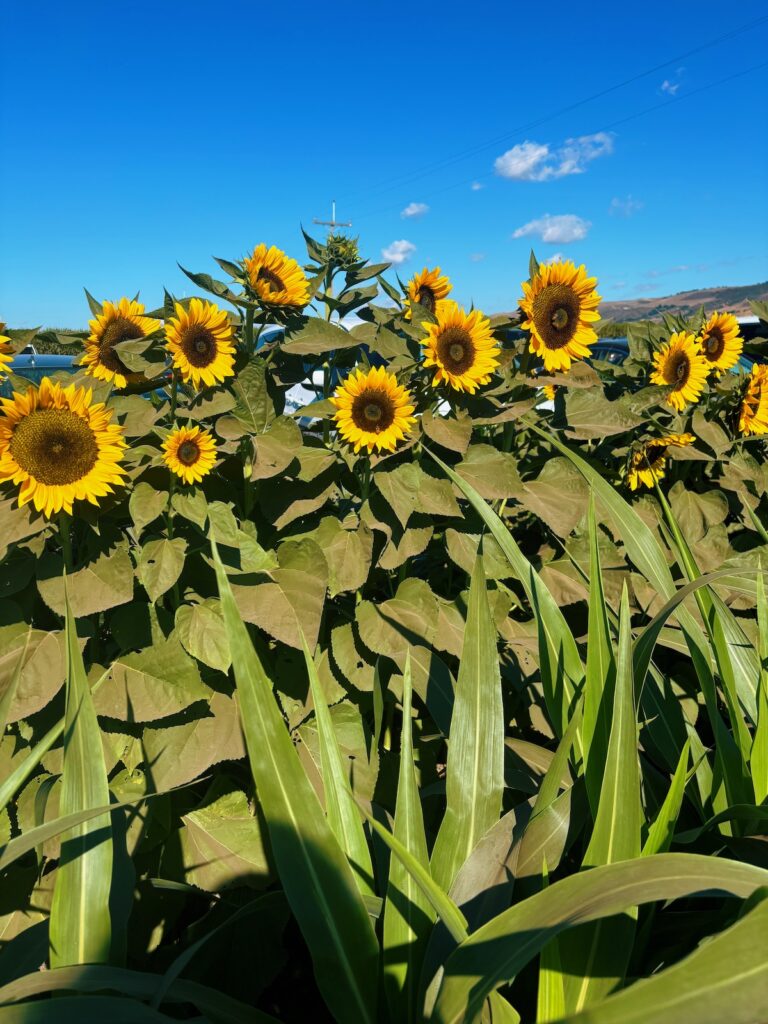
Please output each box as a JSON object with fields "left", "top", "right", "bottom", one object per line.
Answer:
{"left": 425, "top": 447, "right": 583, "bottom": 740}
{"left": 642, "top": 739, "right": 691, "bottom": 856}
{"left": 136, "top": 538, "right": 186, "bottom": 603}
{"left": 230, "top": 357, "right": 276, "bottom": 434}
{"left": 431, "top": 854, "right": 768, "bottom": 1024}
{"left": 0, "top": 964, "right": 281, "bottom": 1023}
{"left": 561, "top": 585, "right": 641, "bottom": 1013}
{"left": 282, "top": 316, "right": 361, "bottom": 355}
{"left": 49, "top": 581, "right": 113, "bottom": 968}
{"left": 431, "top": 556, "right": 504, "bottom": 892}
{"left": 0, "top": 630, "right": 31, "bottom": 735}
{"left": 211, "top": 537, "right": 379, "bottom": 1024}
{"left": 383, "top": 652, "right": 436, "bottom": 1023}
{"left": 583, "top": 497, "right": 614, "bottom": 814}
{"left": 551, "top": 893, "right": 768, "bottom": 1024}
{"left": 752, "top": 567, "right": 768, "bottom": 804}
{"left": 129, "top": 483, "right": 168, "bottom": 537}
{"left": 37, "top": 545, "right": 135, "bottom": 617}
{"left": 93, "top": 635, "right": 210, "bottom": 722}
{"left": 302, "top": 631, "right": 375, "bottom": 898}
{"left": 83, "top": 288, "right": 103, "bottom": 316}
{"left": 174, "top": 599, "right": 231, "bottom": 673}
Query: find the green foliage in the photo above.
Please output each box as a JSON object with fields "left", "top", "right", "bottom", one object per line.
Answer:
{"left": 2, "top": 232, "right": 768, "bottom": 1021}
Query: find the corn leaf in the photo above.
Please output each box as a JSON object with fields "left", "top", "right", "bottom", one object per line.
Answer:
{"left": 642, "top": 739, "right": 691, "bottom": 856}
{"left": 211, "top": 539, "right": 379, "bottom": 1024}
{"left": 752, "top": 569, "right": 768, "bottom": 803}
{"left": 301, "top": 630, "right": 375, "bottom": 898}
{"left": 383, "top": 651, "right": 436, "bottom": 1024}
{"left": 583, "top": 497, "right": 614, "bottom": 814}
{"left": 49, "top": 581, "right": 113, "bottom": 968}
{"left": 431, "top": 853, "right": 768, "bottom": 1024}
{"left": 426, "top": 447, "right": 583, "bottom": 739}
{"left": 550, "top": 893, "right": 768, "bottom": 1024}
{"left": 431, "top": 556, "right": 504, "bottom": 892}
{"left": 561, "top": 586, "right": 641, "bottom": 1013}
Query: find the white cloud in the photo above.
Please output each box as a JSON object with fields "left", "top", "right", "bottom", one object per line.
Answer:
{"left": 543, "top": 252, "right": 565, "bottom": 265}
{"left": 494, "top": 132, "right": 613, "bottom": 182}
{"left": 469, "top": 252, "right": 486, "bottom": 262}
{"left": 382, "top": 239, "right": 416, "bottom": 264}
{"left": 661, "top": 79, "right": 680, "bottom": 96}
{"left": 470, "top": 181, "right": 484, "bottom": 191}
{"left": 609, "top": 194, "right": 643, "bottom": 217}
{"left": 512, "top": 214, "right": 591, "bottom": 244}
{"left": 401, "top": 201, "right": 429, "bottom": 219}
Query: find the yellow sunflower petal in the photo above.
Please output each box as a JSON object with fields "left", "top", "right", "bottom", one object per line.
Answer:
{"left": 518, "top": 260, "right": 601, "bottom": 372}
{"left": 332, "top": 366, "right": 416, "bottom": 454}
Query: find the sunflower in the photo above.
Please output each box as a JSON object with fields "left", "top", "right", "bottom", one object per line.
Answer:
{"left": 421, "top": 300, "right": 500, "bottom": 393}
{"left": 0, "top": 324, "right": 12, "bottom": 378}
{"left": 81, "top": 298, "right": 160, "bottom": 389}
{"left": 162, "top": 424, "right": 217, "bottom": 484}
{"left": 626, "top": 433, "right": 696, "bottom": 490}
{"left": 0, "top": 377, "right": 126, "bottom": 516}
{"left": 404, "top": 267, "right": 452, "bottom": 320}
{"left": 650, "top": 331, "right": 709, "bottom": 411}
{"left": 331, "top": 366, "right": 416, "bottom": 454}
{"left": 244, "top": 244, "right": 310, "bottom": 308}
{"left": 165, "top": 298, "right": 236, "bottom": 388}
{"left": 519, "top": 260, "right": 601, "bottom": 372}
{"left": 698, "top": 311, "right": 742, "bottom": 374}
{"left": 738, "top": 364, "right": 768, "bottom": 435}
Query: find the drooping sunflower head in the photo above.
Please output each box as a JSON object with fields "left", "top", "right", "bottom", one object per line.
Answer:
{"left": 81, "top": 297, "right": 160, "bottom": 389}
{"left": 649, "top": 331, "right": 709, "bottom": 411}
{"left": 0, "top": 324, "right": 12, "bottom": 378}
{"left": 162, "top": 424, "right": 218, "bottom": 484}
{"left": 0, "top": 377, "right": 126, "bottom": 516}
{"left": 738, "top": 364, "right": 768, "bottom": 436}
{"left": 404, "top": 267, "right": 452, "bottom": 320}
{"left": 519, "top": 260, "right": 601, "bottom": 372}
{"left": 165, "top": 298, "right": 236, "bottom": 389}
{"left": 698, "top": 311, "right": 742, "bottom": 373}
{"left": 244, "top": 244, "right": 310, "bottom": 308}
{"left": 331, "top": 365, "right": 416, "bottom": 454}
{"left": 626, "top": 433, "right": 696, "bottom": 491}
{"left": 421, "top": 300, "right": 500, "bottom": 393}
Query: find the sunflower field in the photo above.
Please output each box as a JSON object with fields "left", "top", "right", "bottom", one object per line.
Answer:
{"left": 1, "top": 232, "right": 768, "bottom": 1024}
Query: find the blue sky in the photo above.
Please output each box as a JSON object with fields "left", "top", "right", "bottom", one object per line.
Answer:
{"left": 1, "top": 0, "right": 767, "bottom": 326}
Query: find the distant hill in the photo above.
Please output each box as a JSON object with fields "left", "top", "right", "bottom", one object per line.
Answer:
{"left": 599, "top": 281, "right": 768, "bottom": 322}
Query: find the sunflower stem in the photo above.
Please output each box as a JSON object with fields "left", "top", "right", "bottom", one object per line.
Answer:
{"left": 58, "top": 512, "right": 73, "bottom": 573}
{"left": 244, "top": 306, "right": 255, "bottom": 355}
{"left": 169, "top": 372, "right": 179, "bottom": 421}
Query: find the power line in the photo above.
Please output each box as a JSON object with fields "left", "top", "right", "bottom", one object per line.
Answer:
{"left": 338, "top": 13, "right": 768, "bottom": 209}
{"left": 351, "top": 57, "right": 768, "bottom": 224}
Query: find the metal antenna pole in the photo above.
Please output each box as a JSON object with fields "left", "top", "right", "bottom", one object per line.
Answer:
{"left": 313, "top": 199, "right": 352, "bottom": 231}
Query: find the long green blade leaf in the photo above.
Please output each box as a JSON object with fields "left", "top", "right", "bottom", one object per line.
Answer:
{"left": 49, "top": 580, "right": 113, "bottom": 968}
{"left": 431, "top": 556, "right": 504, "bottom": 892}
{"left": 752, "top": 568, "right": 768, "bottom": 803}
{"left": 431, "top": 853, "right": 768, "bottom": 1024}
{"left": 383, "top": 651, "right": 436, "bottom": 1024}
{"left": 211, "top": 538, "right": 378, "bottom": 1024}
{"left": 425, "top": 447, "right": 583, "bottom": 738}
{"left": 551, "top": 893, "right": 768, "bottom": 1024}
{"left": 642, "top": 739, "right": 691, "bottom": 856}
{"left": 301, "top": 630, "right": 375, "bottom": 898}
{"left": 562, "top": 585, "right": 641, "bottom": 1012}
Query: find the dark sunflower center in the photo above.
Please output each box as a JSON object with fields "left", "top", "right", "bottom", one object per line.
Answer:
{"left": 672, "top": 354, "right": 690, "bottom": 386}
{"left": 436, "top": 327, "right": 476, "bottom": 374}
{"left": 181, "top": 325, "right": 218, "bottom": 367}
{"left": 351, "top": 389, "right": 395, "bottom": 434}
{"left": 98, "top": 317, "right": 144, "bottom": 374}
{"left": 417, "top": 285, "right": 436, "bottom": 313}
{"left": 9, "top": 408, "right": 99, "bottom": 485}
{"left": 704, "top": 329, "right": 724, "bottom": 359}
{"left": 531, "top": 284, "right": 580, "bottom": 349}
{"left": 177, "top": 440, "right": 200, "bottom": 466}
{"left": 257, "top": 266, "right": 285, "bottom": 295}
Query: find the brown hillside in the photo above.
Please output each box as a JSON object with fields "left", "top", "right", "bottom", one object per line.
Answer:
{"left": 599, "top": 281, "right": 768, "bottom": 322}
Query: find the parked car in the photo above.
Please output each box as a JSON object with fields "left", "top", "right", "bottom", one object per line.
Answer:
{"left": 0, "top": 353, "right": 78, "bottom": 397}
